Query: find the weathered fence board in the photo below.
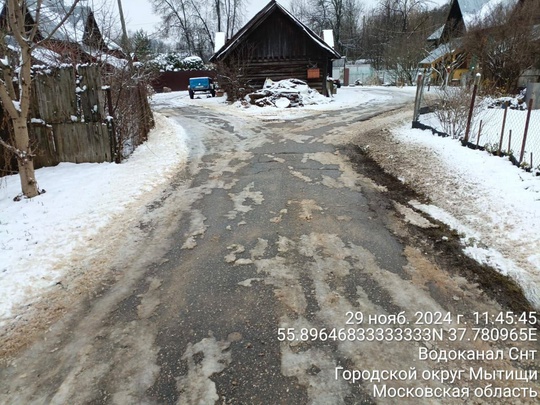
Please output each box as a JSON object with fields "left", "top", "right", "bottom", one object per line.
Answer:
{"left": 52, "top": 122, "right": 110, "bottom": 163}
{"left": 33, "top": 67, "right": 77, "bottom": 123}
{"left": 2, "top": 64, "right": 154, "bottom": 176}
{"left": 31, "top": 124, "right": 60, "bottom": 168}
{"left": 1, "top": 65, "right": 111, "bottom": 174}
{"left": 78, "top": 65, "right": 105, "bottom": 123}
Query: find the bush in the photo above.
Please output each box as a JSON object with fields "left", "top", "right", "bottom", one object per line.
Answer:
{"left": 147, "top": 54, "right": 207, "bottom": 72}
{"left": 433, "top": 86, "right": 482, "bottom": 139}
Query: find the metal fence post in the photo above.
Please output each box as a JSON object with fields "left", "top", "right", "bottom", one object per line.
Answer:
{"left": 498, "top": 103, "right": 508, "bottom": 155}
{"left": 519, "top": 98, "right": 533, "bottom": 165}
{"left": 413, "top": 73, "right": 423, "bottom": 124}
{"left": 463, "top": 73, "right": 481, "bottom": 144}
{"left": 476, "top": 120, "right": 483, "bottom": 147}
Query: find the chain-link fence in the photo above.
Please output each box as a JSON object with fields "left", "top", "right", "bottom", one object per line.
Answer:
{"left": 469, "top": 102, "right": 540, "bottom": 169}
{"left": 413, "top": 74, "right": 540, "bottom": 172}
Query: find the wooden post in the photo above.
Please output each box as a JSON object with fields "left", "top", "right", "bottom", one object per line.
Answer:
{"left": 136, "top": 83, "right": 149, "bottom": 141}
{"left": 498, "top": 104, "right": 508, "bottom": 155}
{"left": 105, "top": 87, "right": 119, "bottom": 163}
{"left": 413, "top": 73, "right": 423, "bottom": 123}
{"left": 464, "top": 73, "right": 481, "bottom": 144}
{"left": 519, "top": 98, "right": 533, "bottom": 164}
{"left": 476, "top": 120, "right": 483, "bottom": 147}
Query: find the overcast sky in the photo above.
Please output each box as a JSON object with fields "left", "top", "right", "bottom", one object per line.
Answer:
{"left": 93, "top": 0, "right": 448, "bottom": 37}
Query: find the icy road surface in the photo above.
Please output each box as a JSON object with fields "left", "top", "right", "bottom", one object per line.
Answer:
{"left": 1, "top": 88, "right": 539, "bottom": 404}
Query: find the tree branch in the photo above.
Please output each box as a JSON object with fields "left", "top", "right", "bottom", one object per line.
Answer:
{"left": 34, "top": 0, "right": 82, "bottom": 49}
{"left": 0, "top": 136, "right": 23, "bottom": 157}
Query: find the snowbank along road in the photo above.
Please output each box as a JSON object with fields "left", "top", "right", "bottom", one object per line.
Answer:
{"left": 1, "top": 89, "right": 539, "bottom": 404}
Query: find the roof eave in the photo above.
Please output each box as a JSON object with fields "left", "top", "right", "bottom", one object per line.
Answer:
{"left": 210, "top": 0, "right": 341, "bottom": 62}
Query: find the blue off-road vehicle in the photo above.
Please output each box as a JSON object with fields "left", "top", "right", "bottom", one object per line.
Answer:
{"left": 188, "top": 77, "right": 216, "bottom": 99}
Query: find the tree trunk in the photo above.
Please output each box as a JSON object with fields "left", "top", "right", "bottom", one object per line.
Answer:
{"left": 13, "top": 116, "right": 39, "bottom": 198}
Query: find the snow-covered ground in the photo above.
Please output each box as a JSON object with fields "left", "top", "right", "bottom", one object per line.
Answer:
{"left": 0, "top": 114, "right": 190, "bottom": 326}
{"left": 152, "top": 83, "right": 410, "bottom": 120}
{"left": 1, "top": 84, "right": 539, "bottom": 330}
{"left": 389, "top": 127, "right": 540, "bottom": 309}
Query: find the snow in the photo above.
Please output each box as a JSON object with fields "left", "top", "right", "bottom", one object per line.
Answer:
{"left": 419, "top": 96, "right": 540, "bottom": 170}
{"left": 395, "top": 125, "right": 540, "bottom": 309}
{"left": 0, "top": 113, "right": 189, "bottom": 326}
{"left": 87, "top": 49, "right": 129, "bottom": 69}
{"left": 151, "top": 85, "right": 406, "bottom": 121}
{"left": 11, "top": 100, "right": 21, "bottom": 112}
{"left": 1, "top": 83, "right": 540, "bottom": 333}
{"left": 182, "top": 56, "right": 203, "bottom": 64}
{"left": 462, "top": 0, "right": 518, "bottom": 29}
{"left": 31, "top": 47, "right": 63, "bottom": 66}
{"left": 249, "top": 78, "right": 331, "bottom": 107}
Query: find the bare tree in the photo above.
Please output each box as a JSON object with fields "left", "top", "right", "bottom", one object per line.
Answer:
{"left": 339, "top": 0, "right": 363, "bottom": 58}
{"left": 213, "top": 43, "right": 256, "bottom": 101}
{"left": 0, "top": 0, "right": 81, "bottom": 198}
{"left": 463, "top": 0, "right": 540, "bottom": 92}
{"left": 360, "top": 0, "right": 446, "bottom": 72}
{"left": 382, "top": 0, "right": 440, "bottom": 84}
{"left": 150, "top": 0, "right": 244, "bottom": 61}
{"left": 289, "top": 0, "right": 363, "bottom": 56}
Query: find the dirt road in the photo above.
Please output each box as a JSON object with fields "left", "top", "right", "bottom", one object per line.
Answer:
{"left": 1, "top": 90, "right": 538, "bottom": 404}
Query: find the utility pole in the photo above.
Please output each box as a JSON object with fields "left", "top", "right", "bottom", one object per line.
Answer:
{"left": 117, "top": 0, "right": 133, "bottom": 69}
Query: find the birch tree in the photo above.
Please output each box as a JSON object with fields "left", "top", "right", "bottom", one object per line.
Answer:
{"left": 0, "top": 0, "right": 80, "bottom": 198}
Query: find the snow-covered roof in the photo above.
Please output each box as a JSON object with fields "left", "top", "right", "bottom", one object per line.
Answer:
{"left": 420, "top": 44, "right": 450, "bottom": 65}
{"left": 459, "top": 0, "right": 519, "bottom": 29}
{"left": 419, "top": 39, "right": 462, "bottom": 65}
{"left": 24, "top": 0, "right": 92, "bottom": 43}
{"left": 456, "top": 0, "right": 492, "bottom": 15}
{"left": 211, "top": 0, "right": 340, "bottom": 61}
{"left": 427, "top": 25, "right": 444, "bottom": 41}
{"left": 1, "top": 1, "right": 126, "bottom": 66}
{"left": 84, "top": 46, "right": 128, "bottom": 69}
{"left": 32, "top": 46, "right": 63, "bottom": 65}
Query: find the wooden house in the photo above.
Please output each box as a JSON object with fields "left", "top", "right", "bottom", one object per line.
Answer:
{"left": 420, "top": 0, "right": 539, "bottom": 86}
{"left": 420, "top": 0, "right": 497, "bottom": 84}
{"left": 0, "top": 0, "right": 125, "bottom": 67}
{"left": 209, "top": 0, "right": 341, "bottom": 97}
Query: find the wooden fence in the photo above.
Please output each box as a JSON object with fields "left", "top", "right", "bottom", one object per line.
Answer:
{"left": 1, "top": 64, "right": 154, "bottom": 176}
{"left": 1, "top": 65, "right": 111, "bottom": 173}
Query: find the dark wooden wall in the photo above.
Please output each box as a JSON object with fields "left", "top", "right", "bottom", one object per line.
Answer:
{"left": 244, "top": 59, "right": 329, "bottom": 94}
{"left": 249, "top": 12, "right": 329, "bottom": 59}
{"left": 224, "top": 10, "right": 334, "bottom": 95}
